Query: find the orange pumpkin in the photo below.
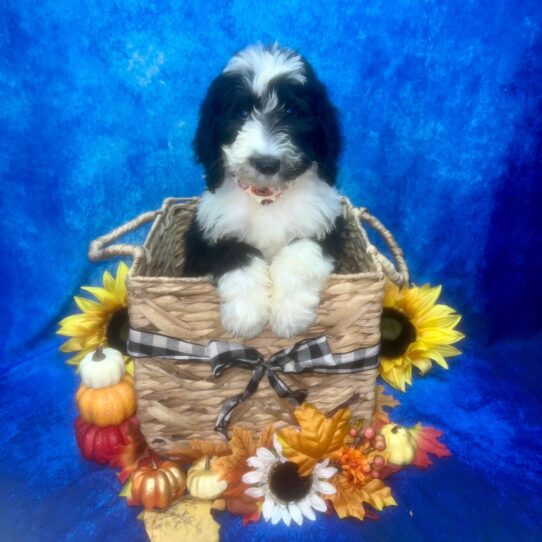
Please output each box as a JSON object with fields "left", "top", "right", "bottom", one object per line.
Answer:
{"left": 76, "top": 375, "right": 136, "bottom": 427}
{"left": 131, "top": 460, "right": 186, "bottom": 509}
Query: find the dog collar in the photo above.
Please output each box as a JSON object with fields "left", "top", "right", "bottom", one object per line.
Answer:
{"left": 235, "top": 180, "right": 289, "bottom": 205}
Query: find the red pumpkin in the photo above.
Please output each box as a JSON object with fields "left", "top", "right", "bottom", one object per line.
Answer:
{"left": 74, "top": 416, "right": 133, "bottom": 464}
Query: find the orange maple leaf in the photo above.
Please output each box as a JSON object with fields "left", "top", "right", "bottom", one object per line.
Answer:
{"left": 373, "top": 386, "right": 400, "bottom": 429}
{"left": 213, "top": 424, "right": 276, "bottom": 519}
{"left": 410, "top": 424, "right": 451, "bottom": 468}
{"left": 256, "top": 424, "right": 276, "bottom": 449}
{"left": 278, "top": 404, "right": 351, "bottom": 476}
{"left": 327, "top": 474, "right": 366, "bottom": 520}
{"left": 213, "top": 426, "right": 258, "bottom": 504}
{"left": 327, "top": 474, "right": 397, "bottom": 521}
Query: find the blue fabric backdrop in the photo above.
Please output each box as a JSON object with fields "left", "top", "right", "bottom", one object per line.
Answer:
{"left": 1, "top": 1, "right": 541, "bottom": 540}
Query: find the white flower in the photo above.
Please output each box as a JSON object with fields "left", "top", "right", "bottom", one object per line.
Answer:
{"left": 242, "top": 436, "right": 337, "bottom": 526}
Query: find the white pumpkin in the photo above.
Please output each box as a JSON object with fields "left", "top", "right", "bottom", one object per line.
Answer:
{"left": 79, "top": 347, "right": 125, "bottom": 389}
{"left": 187, "top": 456, "right": 228, "bottom": 500}
{"left": 379, "top": 424, "right": 418, "bottom": 465}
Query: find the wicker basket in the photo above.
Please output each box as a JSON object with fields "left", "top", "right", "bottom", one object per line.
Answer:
{"left": 88, "top": 197, "right": 408, "bottom": 456}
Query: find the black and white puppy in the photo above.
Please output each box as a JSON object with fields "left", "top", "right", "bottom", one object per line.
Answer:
{"left": 184, "top": 44, "right": 344, "bottom": 338}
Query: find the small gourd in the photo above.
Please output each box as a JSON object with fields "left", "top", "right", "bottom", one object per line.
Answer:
{"left": 379, "top": 424, "right": 418, "bottom": 465}
{"left": 131, "top": 460, "right": 186, "bottom": 509}
{"left": 74, "top": 416, "right": 130, "bottom": 465}
{"left": 76, "top": 375, "right": 136, "bottom": 427}
{"left": 79, "top": 347, "right": 125, "bottom": 389}
{"left": 186, "top": 456, "right": 228, "bottom": 500}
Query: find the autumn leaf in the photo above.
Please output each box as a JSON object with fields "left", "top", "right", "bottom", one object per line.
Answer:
{"left": 409, "top": 424, "right": 451, "bottom": 468}
{"left": 212, "top": 425, "right": 275, "bottom": 519}
{"left": 140, "top": 498, "right": 221, "bottom": 542}
{"left": 119, "top": 479, "right": 132, "bottom": 498}
{"left": 278, "top": 404, "right": 351, "bottom": 476}
{"left": 170, "top": 440, "right": 231, "bottom": 464}
{"left": 327, "top": 474, "right": 366, "bottom": 520}
{"left": 109, "top": 419, "right": 160, "bottom": 483}
{"left": 256, "top": 424, "right": 276, "bottom": 449}
{"left": 374, "top": 386, "right": 400, "bottom": 429}
{"left": 212, "top": 425, "right": 256, "bottom": 500}
{"left": 359, "top": 479, "right": 397, "bottom": 511}
{"left": 327, "top": 474, "right": 396, "bottom": 521}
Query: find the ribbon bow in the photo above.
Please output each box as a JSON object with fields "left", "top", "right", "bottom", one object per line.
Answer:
{"left": 127, "top": 328, "right": 380, "bottom": 436}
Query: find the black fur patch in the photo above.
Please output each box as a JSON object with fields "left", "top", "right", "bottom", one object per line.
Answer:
{"left": 317, "top": 214, "right": 346, "bottom": 263}
{"left": 183, "top": 217, "right": 263, "bottom": 279}
{"left": 193, "top": 73, "right": 257, "bottom": 191}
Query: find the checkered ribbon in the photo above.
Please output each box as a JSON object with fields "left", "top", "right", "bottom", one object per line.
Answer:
{"left": 127, "top": 328, "right": 380, "bottom": 436}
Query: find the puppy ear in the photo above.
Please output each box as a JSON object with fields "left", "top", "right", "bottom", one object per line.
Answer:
{"left": 193, "top": 75, "right": 227, "bottom": 192}
{"left": 313, "top": 82, "right": 342, "bottom": 186}
{"left": 302, "top": 60, "right": 342, "bottom": 185}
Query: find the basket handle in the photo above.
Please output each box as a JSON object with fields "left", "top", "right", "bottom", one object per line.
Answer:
{"left": 88, "top": 210, "right": 161, "bottom": 262}
{"left": 357, "top": 208, "right": 410, "bottom": 286}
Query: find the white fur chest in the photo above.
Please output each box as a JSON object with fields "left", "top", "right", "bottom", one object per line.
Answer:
{"left": 196, "top": 170, "right": 342, "bottom": 261}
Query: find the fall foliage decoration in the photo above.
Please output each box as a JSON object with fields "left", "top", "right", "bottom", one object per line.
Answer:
{"left": 241, "top": 436, "right": 337, "bottom": 526}
{"left": 58, "top": 262, "right": 131, "bottom": 366}
{"left": 74, "top": 416, "right": 132, "bottom": 465}
{"left": 379, "top": 282, "right": 464, "bottom": 391}
{"left": 409, "top": 424, "right": 452, "bottom": 468}
{"left": 278, "top": 403, "right": 351, "bottom": 476}
{"left": 327, "top": 474, "right": 397, "bottom": 521}
{"left": 131, "top": 459, "right": 186, "bottom": 510}
{"left": 139, "top": 498, "right": 223, "bottom": 542}
{"left": 186, "top": 456, "right": 228, "bottom": 500}
{"left": 76, "top": 374, "right": 136, "bottom": 427}
{"left": 380, "top": 424, "right": 418, "bottom": 465}
{"left": 79, "top": 346, "right": 125, "bottom": 389}
{"left": 62, "top": 266, "right": 459, "bottom": 539}
{"left": 212, "top": 425, "right": 268, "bottom": 518}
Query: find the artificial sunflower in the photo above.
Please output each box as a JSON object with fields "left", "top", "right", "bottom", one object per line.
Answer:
{"left": 57, "top": 262, "right": 131, "bottom": 367}
{"left": 379, "top": 282, "right": 464, "bottom": 391}
{"left": 242, "top": 435, "right": 337, "bottom": 526}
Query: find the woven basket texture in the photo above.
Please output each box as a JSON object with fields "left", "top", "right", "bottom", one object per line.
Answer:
{"left": 121, "top": 197, "right": 387, "bottom": 455}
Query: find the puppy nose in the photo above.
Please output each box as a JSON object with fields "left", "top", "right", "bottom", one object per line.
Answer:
{"left": 250, "top": 155, "right": 281, "bottom": 175}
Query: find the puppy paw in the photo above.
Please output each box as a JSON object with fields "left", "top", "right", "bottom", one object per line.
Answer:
{"left": 217, "top": 257, "right": 271, "bottom": 338}
{"left": 270, "top": 291, "right": 320, "bottom": 338}
{"left": 270, "top": 239, "right": 334, "bottom": 338}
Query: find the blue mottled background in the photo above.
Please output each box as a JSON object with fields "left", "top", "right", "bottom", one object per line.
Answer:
{"left": 1, "top": 1, "right": 541, "bottom": 540}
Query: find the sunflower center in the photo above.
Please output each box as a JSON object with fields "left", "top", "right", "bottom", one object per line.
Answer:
{"left": 380, "top": 307, "right": 417, "bottom": 358}
{"left": 106, "top": 307, "right": 130, "bottom": 355}
{"left": 268, "top": 461, "right": 312, "bottom": 502}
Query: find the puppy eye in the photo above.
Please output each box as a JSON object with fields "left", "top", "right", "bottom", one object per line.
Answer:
{"left": 238, "top": 109, "right": 250, "bottom": 120}
{"left": 284, "top": 106, "right": 295, "bottom": 115}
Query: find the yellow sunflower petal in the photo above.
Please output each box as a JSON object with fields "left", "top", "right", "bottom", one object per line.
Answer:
{"left": 428, "top": 350, "right": 450, "bottom": 369}
{"left": 434, "top": 344, "right": 462, "bottom": 357}
{"left": 380, "top": 369, "right": 401, "bottom": 391}
{"left": 412, "top": 284, "right": 442, "bottom": 316}
{"left": 102, "top": 270, "right": 116, "bottom": 293}
{"left": 380, "top": 357, "right": 403, "bottom": 371}
{"left": 411, "top": 356, "right": 434, "bottom": 374}
{"left": 66, "top": 350, "right": 90, "bottom": 365}
{"left": 59, "top": 337, "right": 86, "bottom": 352}
{"left": 416, "top": 314, "right": 462, "bottom": 330}
{"left": 419, "top": 328, "right": 465, "bottom": 345}
{"left": 115, "top": 262, "right": 129, "bottom": 299}
{"left": 389, "top": 367, "right": 407, "bottom": 392}
{"left": 74, "top": 296, "right": 105, "bottom": 314}
{"left": 80, "top": 286, "right": 119, "bottom": 307}
{"left": 125, "top": 358, "right": 135, "bottom": 376}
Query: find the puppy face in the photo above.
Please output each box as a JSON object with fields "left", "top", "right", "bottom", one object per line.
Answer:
{"left": 194, "top": 44, "right": 341, "bottom": 191}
